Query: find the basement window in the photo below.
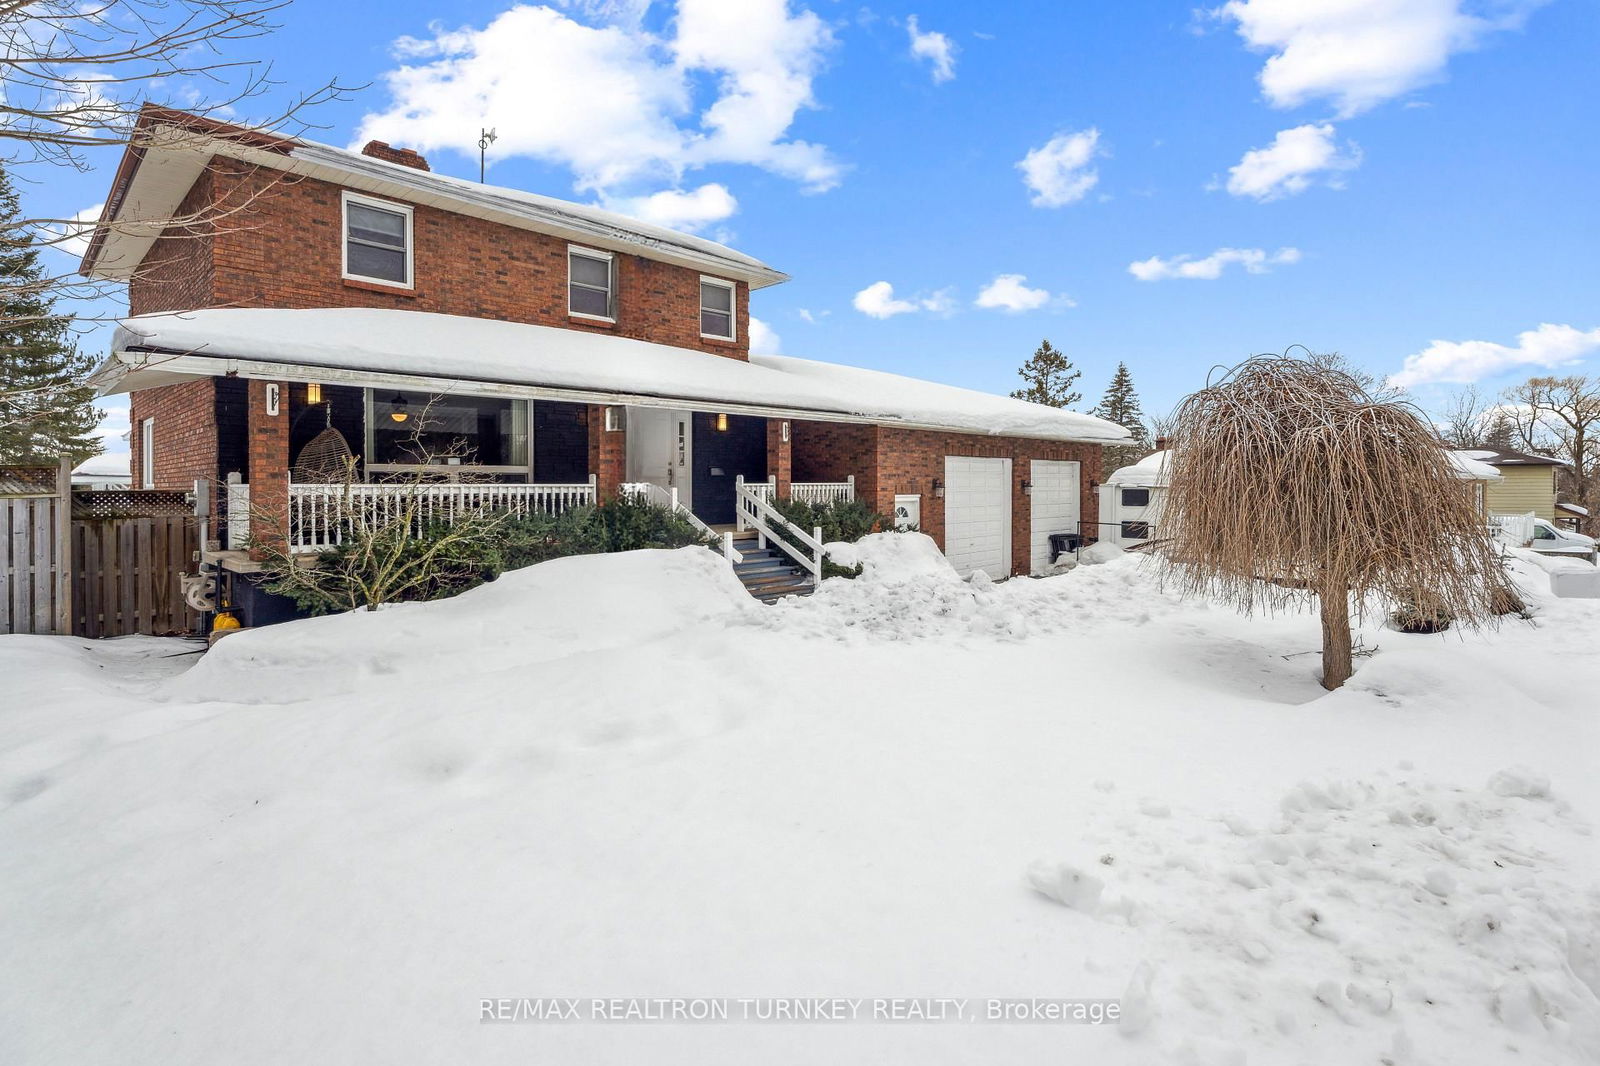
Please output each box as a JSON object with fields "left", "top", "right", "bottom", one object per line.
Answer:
{"left": 342, "top": 192, "right": 413, "bottom": 288}
{"left": 700, "top": 277, "right": 735, "bottom": 340}
{"left": 569, "top": 247, "right": 615, "bottom": 321}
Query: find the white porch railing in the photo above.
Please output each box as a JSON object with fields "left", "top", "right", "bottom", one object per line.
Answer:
{"left": 1491, "top": 510, "right": 1536, "bottom": 547}
{"left": 620, "top": 481, "right": 742, "bottom": 564}
{"left": 792, "top": 476, "right": 855, "bottom": 506}
{"left": 288, "top": 477, "right": 596, "bottom": 552}
{"left": 735, "top": 476, "right": 825, "bottom": 582}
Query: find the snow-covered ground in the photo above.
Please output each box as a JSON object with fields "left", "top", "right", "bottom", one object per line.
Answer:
{"left": 2, "top": 539, "right": 1596, "bottom": 1065}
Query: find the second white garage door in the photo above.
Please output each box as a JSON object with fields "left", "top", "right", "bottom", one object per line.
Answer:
{"left": 943, "top": 456, "right": 1011, "bottom": 577}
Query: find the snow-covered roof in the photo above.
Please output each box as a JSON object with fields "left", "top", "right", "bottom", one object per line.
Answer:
{"left": 1557, "top": 502, "right": 1589, "bottom": 517}
{"left": 1104, "top": 449, "right": 1169, "bottom": 488}
{"left": 72, "top": 453, "right": 130, "bottom": 478}
{"left": 1105, "top": 447, "right": 1500, "bottom": 488}
{"left": 81, "top": 111, "right": 787, "bottom": 289}
{"left": 97, "top": 308, "right": 1132, "bottom": 444}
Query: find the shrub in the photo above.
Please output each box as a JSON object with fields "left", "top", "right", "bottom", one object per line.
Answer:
{"left": 768, "top": 496, "right": 896, "bottom": 544}
{"left": 264, "top": 497, "right": 714, "bottom": 616}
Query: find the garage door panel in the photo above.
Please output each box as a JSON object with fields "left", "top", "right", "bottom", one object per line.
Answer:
{"left": 1029, "top": 459, "right": 1081, "bottom": 573}
{"left": 943, "top": 456, "right": 1011, "bottom": 576}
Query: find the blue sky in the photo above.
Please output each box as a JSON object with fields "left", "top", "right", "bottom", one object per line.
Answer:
{"left": 36, "top": 1, "right": 1600, "bottom": 454}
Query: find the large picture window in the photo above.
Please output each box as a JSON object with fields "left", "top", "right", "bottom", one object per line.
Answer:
{"left": 366, "top": 390, "right": 528, "bottom": 473}
{"left": 342, "top": 192, "right": 413, "bottom": 287}
{"left": 569, "top": 247, "right": 615, "bottom": 320}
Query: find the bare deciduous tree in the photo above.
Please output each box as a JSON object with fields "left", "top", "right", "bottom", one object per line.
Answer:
{"left": 1436, "top": 386, "right": 1493, "bottom": 448}
{"left": 1160, "top": 355, "right": 1505, "bottom": 691}
{"left": 1500, "top": 376, "right": 1599, "bottom": 528}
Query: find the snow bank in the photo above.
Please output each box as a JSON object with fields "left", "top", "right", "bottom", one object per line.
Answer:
{"left": 170, "top": 547, "right": 754, "bottom": 706}
{"left": 767, "top": 533, "right": 1174, "bottom": 642}
{"left": 1029, "top": 772, "right": 1600, "bottom": 1063}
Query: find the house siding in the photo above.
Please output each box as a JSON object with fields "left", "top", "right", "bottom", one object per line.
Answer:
{"left": 1485, "top": 466, "right": 1558, "bottom": 521}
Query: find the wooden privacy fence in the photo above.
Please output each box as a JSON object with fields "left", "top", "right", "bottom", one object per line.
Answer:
{"left": 1, "top": 462, "right": 200, "bottom": 638}
{"left": 1, "top": 462, "right": 71, "bottom": 636}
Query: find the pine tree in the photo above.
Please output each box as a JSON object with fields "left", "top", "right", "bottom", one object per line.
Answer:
{"left": 1010, "top": 339, "right": 1081, "bottom": 409}
{"left": 1091, "top": 362, "right": 1152, "bottom": 470}
{"left": 1484, "top": 411, "right": 1516, "bottom": 451}
{"left": 0, "top": 161, "right": 101, "bottom": 463}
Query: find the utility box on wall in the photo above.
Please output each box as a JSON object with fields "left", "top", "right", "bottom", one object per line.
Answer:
{"left": 894, "top": 494, "right": 921, "bottom": 530}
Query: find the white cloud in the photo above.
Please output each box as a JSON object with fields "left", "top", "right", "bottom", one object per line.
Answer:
{"left": 50, "top": 202, "right": 105, "bottom": 259}
{"left": 1389, "top": 323, "right": 1600, "bottom": 387}
{"left": 1128, "top": 246, "right": 1301, "bottom": 281}
{"left": 1017, "top": 128, "right": 1102, "bottom": 208}
{"left": 747, "top": 315, "right": 782, "bottom": 355}
{"left": 907, "top": 15, "right": 957, "bottom": 83}
{"left": 600, "top": 183, "right": 737, "bottom": 232}
{"left": 357, "top": 1, "right": 841, "bottom": 209}
{"left": 852, "top": 280, "right": 951, "bottom": 319}
{"left": 974, "top": 273, "right": 1052, "bottom": 312}
{"left": 1216, "top": 0, "right": 1546, "bottom": 117}
{"left": 1225, "top": 123, "right": 1360, "bottom": 200}
{"left": 796, "top": 307, "right": 829, "bottom": 323}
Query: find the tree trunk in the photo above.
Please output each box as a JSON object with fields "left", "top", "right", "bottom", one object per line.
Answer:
{"left": 1318, "top": 589, "right": 1353, "bottom": 690}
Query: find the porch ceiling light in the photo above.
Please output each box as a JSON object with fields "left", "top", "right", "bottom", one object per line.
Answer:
{"left": 389, "top": 393, "right": 409, "bottom": 423}
{"left": 306, "top": 381, "right": 323, "bottom": 405}
{"left": 716, "top": 412, "right": 729, "bottom": 432}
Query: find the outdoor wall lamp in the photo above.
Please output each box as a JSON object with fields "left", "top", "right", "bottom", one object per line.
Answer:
{"left": 1021, "top": 479, "right": 1032, "bottom": 495}
{"left": 716, "top": 412, "right": 729, "bottom": 432}
{"left": 781, "top": 420, "right": 790, "bottom": 443}
{"left": 389, "top": 393, "right": 410, "bottom": 424}
{"left": 305, "top": 381, "right": 323, "bottom": 405}
{"left": 932, "top": 477, "right": 944, "bottom": 498}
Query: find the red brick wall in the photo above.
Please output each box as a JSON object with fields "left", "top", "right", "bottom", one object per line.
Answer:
{"left": 792, "top": 419, "right": 1103, "bottom": 576}
{"left": 128, "top": 378, "right": 219, "bottom": 490}
{"left": 128, "top": 162, "right": 750, "bottom": 359}
{"left": 246, "top": 379, "right": 289, "bottom": 556}
{"left": 765, "top": 419, "right": 792, "bottom": 497}
{"left": 129, "top": 168, "right": 216, "bottom": 317}
{"left": 587, "top": 405, "right": 626, "bottom": 499}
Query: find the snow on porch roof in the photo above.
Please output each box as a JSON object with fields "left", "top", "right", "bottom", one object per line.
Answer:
{"left": 99, "top": 308, "right": 1132, "bottom": 444}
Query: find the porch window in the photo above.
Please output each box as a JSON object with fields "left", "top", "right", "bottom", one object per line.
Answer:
{"left": 342, "top": 192, "right": 413, "bottom": 287}
{"left": 365, "top": 390, "right": 529, "bottom": 474}
{"left": 700, "top": 277, "right": 735, "bottom": 340}
{"left": 569, "top": 247, "right": 615, "bottom": 320}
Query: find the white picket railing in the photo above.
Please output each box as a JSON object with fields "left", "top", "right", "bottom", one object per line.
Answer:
{"left": 735, "top": 476, "right": 825, "bottom": 582}
{"left": 288, "top": 478, "right": 596, "bottom": 552}
{"left": 1491, "top": 510, "right": 1536, "bottom": 547}
{"left": 620, "top": 481, "right": 741, "bottom": 564}
{"left": 791, "top": 477, "right": 855, "bottom": 506}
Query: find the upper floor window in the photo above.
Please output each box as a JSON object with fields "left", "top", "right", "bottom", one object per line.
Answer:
{"left": 342, "top": 192, "right": 413, "bottom": 288}
{"left": 569, "top": 247, "right": 615, "bottom": 320}
{"left": 700, "top": 277, "right": 735, "bottom": 340}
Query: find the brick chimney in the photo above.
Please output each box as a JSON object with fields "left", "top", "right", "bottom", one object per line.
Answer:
{"left": 1153, "top": 435, "right": 1170, "bottom": 452}
{"left": 360, "top": 140, "right": 430, "bottom": 171}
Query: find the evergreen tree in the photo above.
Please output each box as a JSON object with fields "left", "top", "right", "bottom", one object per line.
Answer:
{"left": 1091, "top": 362, "right": 1152, "bottom": 470}
{"left": 1484, "top": 411, "right": 1516, "bottom": 451}
{"left": 0, "top": 161, "right": 101, "bottom": 463}
{"left": 1010, "top": 339, "right": 1081, "bottom": 408}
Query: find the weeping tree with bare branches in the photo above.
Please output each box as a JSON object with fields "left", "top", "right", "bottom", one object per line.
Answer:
{"left": 1159, "top": 354, "right": 1507, "bottom": 691}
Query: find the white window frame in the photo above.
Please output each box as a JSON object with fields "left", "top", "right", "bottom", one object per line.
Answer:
{"left": 699, "top": 275, "right": 737, "bottom": 341}
{"left": 341, "top": 190, "right": 414, "bottom": 289}
{"left": 568, "top": 246, "right": 616, "bottom": 323}
{"left": 140, "top": 417, "right": 154, "bottom": 488}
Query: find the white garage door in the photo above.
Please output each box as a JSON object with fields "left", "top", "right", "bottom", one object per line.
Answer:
{"left": 943, "top": 456, "right": 1011, "bottom": 577}
{"left": 1029, "top": 459, "right": 1081, "bottom": 573}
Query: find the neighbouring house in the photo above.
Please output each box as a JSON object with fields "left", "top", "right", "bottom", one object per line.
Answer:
{"left": 82, "top": 106, "right": 1129, "bottom": 625}
{"left": 71, "top": 453, "right": 132, "bottom": 489}
{"left": 1555, "top": 501, "right": 1587, "bottom": 532}
{"left": 1470, "top": 447, "right": 1566, "bottom": 522}
{"left": 1096, "top": 447, "right": 1501, "bottom": 550}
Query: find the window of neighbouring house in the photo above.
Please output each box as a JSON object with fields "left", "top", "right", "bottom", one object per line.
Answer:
{"left": 1121, "top": 520, "right": 1150, "bottom": 540}
{"left": 1120, "top": 487, "right": 1150, "bottom": 507}
{"left": 342, "top": 192, "right": 413, "bottom": 287}
{"left": 569, "top": 247, "right": 615, "bottom": 320}
{"left": 365, "top": 390, "right": 529, "bottom": 473}
{"left": 700, "top": 277, "right": 735, "bottom": 339}
{"left": 140, "top": 417, "right": 154, "bottom": 488}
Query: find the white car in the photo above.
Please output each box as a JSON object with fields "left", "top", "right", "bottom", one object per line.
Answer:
{"left": 1530, "top": 518, "right": 1597, "bottom": 561}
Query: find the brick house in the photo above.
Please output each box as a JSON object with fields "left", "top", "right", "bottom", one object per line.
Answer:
{"left": 85, "top": 107, "right": 1128, "bottom": 620}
